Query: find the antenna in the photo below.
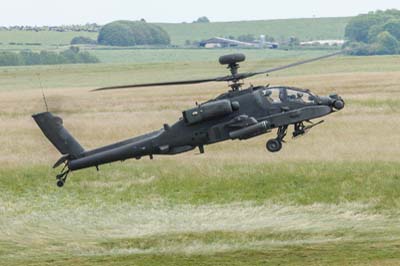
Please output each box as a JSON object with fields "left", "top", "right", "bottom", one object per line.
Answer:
{"left": 36, "top": 73, "right": 49, "bottom": 112}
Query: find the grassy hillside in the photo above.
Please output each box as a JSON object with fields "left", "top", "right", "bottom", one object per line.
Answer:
{"left": 159, "top": 17, "right": 351, "bottom": 45}
{"left": 0, "top": 30, "right": 97, "bottom": 46}
{"left": 0, "top": 55, "right": 400, "bottom": 265}
{"left": 0, "top": 17, "right": 350, "bottom": 48}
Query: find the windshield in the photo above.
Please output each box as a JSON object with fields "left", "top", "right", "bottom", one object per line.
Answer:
{"left": 262, "top": 88, "right": 284, "bottom": 103}
{"left": 285, "top": 88, "right": 315, "bottom": 103}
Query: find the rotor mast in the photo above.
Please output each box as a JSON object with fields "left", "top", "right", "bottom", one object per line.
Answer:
{"left": 219, "top": 54, "right": 246, "bottom": 91}
{"left": 226, "top": 62, "right": 242, "bottom": 91}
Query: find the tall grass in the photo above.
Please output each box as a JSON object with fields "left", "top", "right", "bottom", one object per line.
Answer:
{"left": 0, "top": 55, "right": 399, "bottom": 265}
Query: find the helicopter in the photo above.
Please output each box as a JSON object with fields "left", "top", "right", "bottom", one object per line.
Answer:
{"left": 33, "top": 52, "right": 345, "bottom": 187}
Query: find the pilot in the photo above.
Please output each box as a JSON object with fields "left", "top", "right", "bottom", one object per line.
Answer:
{"left": 296, "top": 92, "right": 304, "bottom": 101}
{"left": 287, "top": 92, "right": 304, "bottom": 102}
{"left": 263, "top": 89, "right": 274, "bottom": 102}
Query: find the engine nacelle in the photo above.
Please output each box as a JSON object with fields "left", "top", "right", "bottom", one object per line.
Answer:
{"left": 183, "top": 100, "right": 239, "bottom": 125}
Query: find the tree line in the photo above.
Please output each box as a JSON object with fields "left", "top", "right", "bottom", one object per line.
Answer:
{"left": 0, "top": 24, "right": 101, "bottom": 33}
{"left": 0, "top": 47, "right": 99, "bottom": 66}
{"left": 345, "top": 9, "right": 400, "bottom": 55}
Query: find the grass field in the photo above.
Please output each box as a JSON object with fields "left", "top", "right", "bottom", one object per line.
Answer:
{"left": 158, "top": 17, "right": 350, "bottom": 45}
{"left": 0, "top": 54, "right": 400, "bottom": 265}
{"left": 0, "top": 16, "right": 350, "bottom": 48}
{"left": 88, "top": 48, "right": 340, "bottom": 64}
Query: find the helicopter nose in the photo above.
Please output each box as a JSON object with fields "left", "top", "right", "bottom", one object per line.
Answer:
{"left": 333, "top": 98, "right": 345, "bottom": 110}
{"left": 329, "top": 94, "right": 345, "bottom": 110}
{"left": 318, "top": 94, "right": 344, "bottom": 110}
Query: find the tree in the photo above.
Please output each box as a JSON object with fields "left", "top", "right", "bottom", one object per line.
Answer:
{"left": 383, "top": 19, "right": 400, "bottom": 40}
{"left": 344, "top": 9, "right": 400, "bottom": 55}
{"left": 374, "top": 31, "right": 399, "bottom": 55}
{"left": 237, "top": 34, "right": 255, "bottom": 43}
{"left": 264, "top": 35, "right": 275, "bottom": 42}
{"left": 98, "top": 21, "right": 136, "bottom": 46}
{"left": 367, "top": 24, "right": 385, "bottom": 43}
{"left": 71, "top": 36, "right": 97, "bottom": 45}
{"left": 288, "top": 36, "right": 300, "bottom": 47}
{"left": 98, "top": 20, "right": 170, "bottom": 46}
{"left": 344, "top": 42, "right": 372, "bottom": 56}
{"left": 345, "top": 13, "right": 385, "bottom": 43}
{"left": 193, "top": 16, "right": 210, "bottom": 23}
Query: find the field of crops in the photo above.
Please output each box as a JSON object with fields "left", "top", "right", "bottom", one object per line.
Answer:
{"left": 0, "top": 54, "right": 400, "bottom": 265}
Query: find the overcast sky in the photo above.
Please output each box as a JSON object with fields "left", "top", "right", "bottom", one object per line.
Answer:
{"left": 2, "top": 0, "right": 399, "bottom": 26}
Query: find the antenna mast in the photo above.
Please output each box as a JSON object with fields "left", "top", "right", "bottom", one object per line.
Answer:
{"left": 37, "top": 73, "right": 49, "bottom": 112}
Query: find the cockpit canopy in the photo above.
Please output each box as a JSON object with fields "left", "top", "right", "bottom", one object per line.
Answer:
{"left": 261, "top": 87, "right": 316, "bottom": 104}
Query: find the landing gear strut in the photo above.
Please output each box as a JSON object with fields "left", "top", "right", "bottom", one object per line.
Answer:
{"left": 56, "top": 166, "right": 70, "bottom": 188}
{"left": 293, "top": 122, "right": 306, "bottom": 138}
{"left": 266, "top": 125, "right": 288, "bottom": 153}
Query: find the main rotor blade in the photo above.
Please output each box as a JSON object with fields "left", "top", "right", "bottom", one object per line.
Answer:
{"left": 93, "top": 50, "right": 345, "bottom": 91}
{"left": 93, "top": 78, "right": 218, "bottom": 91}
{"left": 250, "top": 50, "right": 344, "bottom": 76}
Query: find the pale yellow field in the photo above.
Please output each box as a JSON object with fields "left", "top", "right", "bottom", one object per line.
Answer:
{"left": 1, "top": 69, "right": 399, "bottom": 167}
{"left": 1, "top": 57, "right": 400, "bottom": 265}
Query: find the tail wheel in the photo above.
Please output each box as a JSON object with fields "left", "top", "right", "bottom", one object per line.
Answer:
{"left": 57, "top": 180, "right": 65, "bottom": 187}
{"left": 266, "top": 139, "right": 282, "bottom": 153}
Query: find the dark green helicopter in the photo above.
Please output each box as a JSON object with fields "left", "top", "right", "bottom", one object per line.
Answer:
{"left": 33, "top": 52, "right": 345, "bottom": 187}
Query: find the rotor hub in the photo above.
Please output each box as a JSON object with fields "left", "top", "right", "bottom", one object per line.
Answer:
{"left": 219, "top": 54, "right": 246, "bottom": 91}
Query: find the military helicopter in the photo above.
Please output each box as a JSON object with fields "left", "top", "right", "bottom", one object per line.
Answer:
{"left": 33, "top": 52, "right": 345, "bottom": 187}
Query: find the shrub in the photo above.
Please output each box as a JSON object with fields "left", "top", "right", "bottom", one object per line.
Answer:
{"left": 71, "top": 36, "right": 97, "bottom": 45}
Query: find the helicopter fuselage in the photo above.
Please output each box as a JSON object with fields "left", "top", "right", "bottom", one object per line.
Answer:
{"left": 49, "top": 85, "right": 343, "bottom": 172}
{"left": 32, "top": 52, "right": 346, "bottom": 187}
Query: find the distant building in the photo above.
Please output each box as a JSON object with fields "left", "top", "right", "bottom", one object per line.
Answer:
{"left": 300, "top": 40, "right": 346, "bottom": 46}
{"left": 199, "top": 37, "right": 279, "bottom": 49}
{"left": 200, "top": 37, "right": 255, "bottom": 48}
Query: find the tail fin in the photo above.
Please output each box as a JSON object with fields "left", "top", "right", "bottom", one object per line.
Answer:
{"left": 32, "top": 112, "right": 85, "bottom": 159}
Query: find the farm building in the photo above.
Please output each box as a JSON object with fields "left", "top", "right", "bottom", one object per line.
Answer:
{"left": 199, "top": 37, "right": 278, "bottom": 49}
{"left": 300, "top": 39, "right": 346, "bottom": 46}
{"left": 200, "top": 37, "right": 255, "bottom": 48}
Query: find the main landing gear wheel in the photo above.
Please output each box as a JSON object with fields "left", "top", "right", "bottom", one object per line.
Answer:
{"left": 266, "top": 139, "right": 282, "bottom": 152}
{"left": 266, "top": 125, "right": 288, "bottom": 153}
